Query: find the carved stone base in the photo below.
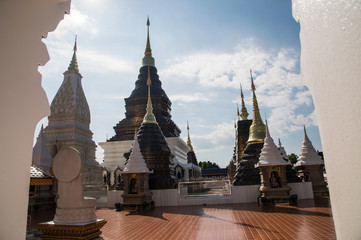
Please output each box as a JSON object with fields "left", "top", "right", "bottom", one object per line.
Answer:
{"left": 36, "top": 219, "right": 106, "bottom": 240}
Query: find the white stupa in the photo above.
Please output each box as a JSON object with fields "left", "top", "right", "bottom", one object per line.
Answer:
{"left": 123, "top": 132, "right": 152, "bottom": 173}
{"left": 295, "top": 126, "right": 324, "bottom": 167}
{"left": 256, "top": 121, "right": 290, "bottom": 167}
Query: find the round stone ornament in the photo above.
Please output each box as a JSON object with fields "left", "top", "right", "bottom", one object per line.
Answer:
{"left": 53, "top": 147, "right": 82, "bottom": 182}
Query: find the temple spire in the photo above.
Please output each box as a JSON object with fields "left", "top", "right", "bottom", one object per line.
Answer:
{"left": 187, "top": 121, "right": 194, "bottom": 152}
{"left": 142, "top": 17, "right": 155, "bottom": 66}
{"left": 247, "top": 69, "right": 266, "bottom": 144}
{"left": 234, "top": 118, "right": 237, "bottom": 147}
{"left": 67, "top": 35, "right": 79, "bottom": 72}
{"left": 303, "top": 125, "right": 310, "bottom": 142}
{"left": 142, "top": 66, "right": 157, "bottom": 124}
{"left": 237, "top": 104, "right": 240, "bottom": 120}
{"left": 240, "top": 83, "right": 249, "bottom": 120}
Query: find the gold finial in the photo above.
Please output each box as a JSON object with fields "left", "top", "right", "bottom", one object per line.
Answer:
{"left": 67, "top": 35, "right": 79, "bottom": 72}
{"left": 240, "top": 83, "right": 249, "bottom": 120}
{"left": 247, "top": 69, "right": 266, "bottom": 144}
{"left": 187, "top": 121, "right": 194, "bottom": 152}
{"left": 142, "top": 16, "right": 155, "bottom": 66}
{"left": 145, "top": 16, "right": 151, "bottom": 56}
{"left": 250, "top": 69, "right": 255, "bottom": 91}
{"left": 142, "top": 66, "right": 157, "bottom": 124}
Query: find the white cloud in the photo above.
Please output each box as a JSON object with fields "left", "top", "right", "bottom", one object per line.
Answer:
{"left": 193, "top": 121, "right": 234, "bottom": 145}
{"left": 162, "top": 41, "right": 316, "bottom": 138}
{"left": 170, "top": 93, "right": 211, "bottom": 103}
{"left": 52, "top": 5, "right": 98, "bottom": 38}
{"left": 78, "top": 49, "right": 137, "bottom": 74}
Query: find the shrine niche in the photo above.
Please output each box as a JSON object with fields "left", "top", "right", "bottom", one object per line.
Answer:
{"left": 120, "top": 132, "right": 153, "bottom": 211}
{"left": 255, "top": 122, "right": 292, "bottom": 205}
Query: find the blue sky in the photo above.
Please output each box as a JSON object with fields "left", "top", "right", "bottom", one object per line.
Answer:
{"left": 36, "top": 0, "right": 322, "bottom": 167}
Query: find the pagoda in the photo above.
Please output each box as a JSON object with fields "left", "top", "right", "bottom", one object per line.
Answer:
{"left": 234, "top": 85, "right": 253, "bottom": 168}
{"left": 100, "top": 18, "right": 189, "bottom": 173}
{"left": 294, "top": 127, "right": 328, "bottom": 196}
{"left": 43, "top": 37, "right": 104, "bottom": 191}
{"left": 255, "top": 121, "right": 291, "bottom": 204}
{"left": 131, "top": 66, "right": 176, "bottom": 189}
{"left": 184, "top": 122, "right": 201, "bottom": 180}
{"left": 121, "top": 131, "right": 153, "bottom": 210}
{"left": 233, "top": 70, "right": 266, "bottom": 185}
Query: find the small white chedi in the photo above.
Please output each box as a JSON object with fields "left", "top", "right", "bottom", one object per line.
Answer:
{"left": 121, "top": 132, "right": 153, "bottom": 210}
{"left": 256, "top": 122, "right": 290, "bottom": 168}
{"left": 295, "top": 126, "right": 324, "bottom": 167}
{"left": 294, "top": 126, "right": 327, "bottom": 196}
{"left": 123, "top": 132, "right": 152, "bottom": 174}
{"left": 255, "top": 121, "right": 291, "bottom": 202}
{"left": 52, "top": 147, "right": 97, "bottom": 223}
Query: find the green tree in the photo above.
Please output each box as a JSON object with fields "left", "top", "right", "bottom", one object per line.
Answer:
{"left": 198, "top": 161, "right": 220, "bottom": 169}
{"left": 288, "top": 153, "right": 298, "bottom": 164}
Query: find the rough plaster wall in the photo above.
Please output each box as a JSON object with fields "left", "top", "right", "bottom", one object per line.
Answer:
{"left": 292, "top": 1, "right": 361, "bottom": 239}
{"left": 0, "top": 0, "right": 70, "bottom": 239}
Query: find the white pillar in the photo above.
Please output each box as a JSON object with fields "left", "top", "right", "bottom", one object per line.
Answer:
{"left": 0, "top": 1, "right": 70, "bottom": 239}
{"left": 292, "top": 1, "right": 361, "bottom": 239}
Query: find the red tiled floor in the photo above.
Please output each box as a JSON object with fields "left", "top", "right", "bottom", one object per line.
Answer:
{"left": 28, "top": 197, "right": 335, "bottom": 240}
{"left": 94, "top": 197, "right": 335, "bottom": 240}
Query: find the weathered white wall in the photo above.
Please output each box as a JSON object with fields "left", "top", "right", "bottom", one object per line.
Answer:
{"left": 292, "top": 1, "right": 361, "bottom": 239}
{"left": 0, "top": 0, "right": 70, "bottom": 239}
{"left": 288, "top": 182, "right": 313, "bottom": 199}
{"left": 106, "top": 182, "right": 313, "bottom": 207}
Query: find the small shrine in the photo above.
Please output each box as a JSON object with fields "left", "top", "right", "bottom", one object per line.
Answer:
{"left": 294, "top": 127, "right": 328, "bottom": 196}
{"left": 255, "top": 122, "right": 292, "bottom": 205}
{"left": 121, "top": 131, "right": 153, "bottom": 211}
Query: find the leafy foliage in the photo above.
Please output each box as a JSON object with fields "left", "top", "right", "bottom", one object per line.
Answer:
{"left": 288, "top": 153, "right": 298, "bottom": 164}
{"left": 198, "top": 161, "right": 220, "bottom": 169}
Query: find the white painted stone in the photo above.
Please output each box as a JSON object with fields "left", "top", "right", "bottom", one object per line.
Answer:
{"left": 166, "top": 137, "right": 190, "bottom": 164}
{"left": 53, "top": 147, "right": 96, "bottom": 224}
{"left": 0, "top": 1, "right": 70, "bottom": 238}
{"left": 292, "top": 1, "right": 361, "bottom": 238}
{"left": 99, "top": 140, "right": 133, "bottom": 171}
{"left": 100, "top": 136, "right": 190, "bottom": 171}
{"left": 105, "top": 182, "right": 313, "bottom": 207}
{"left": 123, "top": 132, "right": 152, "bottom": 173}
{"left": 107, "top": 190, "right": 124, "bottom": 208}
{"left": 295, "top": 127, "right": 323, "bottom": 167}
{"left": 288, "top": 182, "right": 314, "bottom": 200}
{"left": 256, "top": 122, "right": 290, "bottom": 167}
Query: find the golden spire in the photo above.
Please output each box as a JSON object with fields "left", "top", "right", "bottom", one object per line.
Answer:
{"left": 240, "top": 83, "right": 249, "bottom": 120}
{"left": 142, "top": 16, "right": 155, "bottom": 66}
{"left": 187, "top": 121, "right": 194, "bottom": 152}
{"left": 67, "top": 35, "right": 79, "bottom": 72}
{"left": 237, "top": 104, "right": 240, "bottom": 120}
{"left": 145, "top": 16, "right": 152, "bottom": 56}
{"left": 234, "top": 118, "right": 237, "bottom": 147}
{"left": 142, "top": 66, "right": 157, "bottom": 124}
{"left": 247, "top": 69, "right": 266, "bottom": 144}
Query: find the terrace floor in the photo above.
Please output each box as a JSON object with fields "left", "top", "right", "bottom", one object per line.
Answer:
{"left": 28, "top": 197, "right": 336, "bottom": 240}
